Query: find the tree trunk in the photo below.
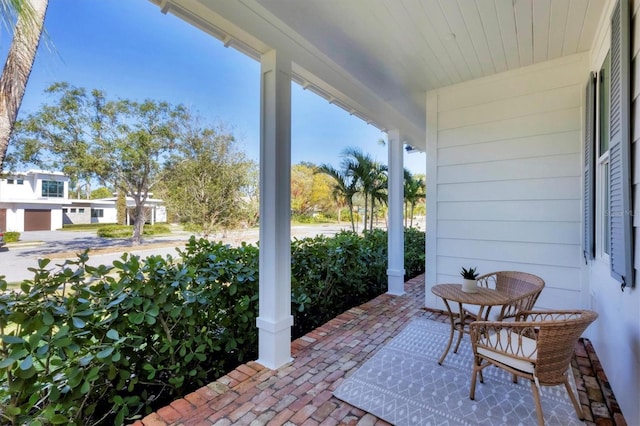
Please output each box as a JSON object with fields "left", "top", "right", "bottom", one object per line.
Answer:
{"left": 362, "top": 194, "right": 368, "bottom": 232}
{"left": 410, "top": 202, "right": 415, "bottom": 227}
{"left": 131, "top": 200, "right": 146, "bottom": 245}
{"left": 404, "top": 202, "right": 408, "bottom": 227}
{"left": 370, "top": 196, "right": 374, "bottom": 230}
{"left": 348, "top": 199, "right": 355, "bottom": 232}
{"left": 0, "top": 0, "right": 49, "bottom": 168}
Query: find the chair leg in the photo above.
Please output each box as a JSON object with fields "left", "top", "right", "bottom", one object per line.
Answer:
{"left": 470, "top": 362, "right": 479, "bottom": 400}
{"left": 530, "top": 380, "right": 545, "bottom": 426}
{"left": 563, "top": 377, "right": 584, "bottom": 420}
{"left": 512, "top": 373, "right": 518, "bottom": 383}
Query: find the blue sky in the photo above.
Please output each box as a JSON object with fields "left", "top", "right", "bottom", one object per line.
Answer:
{"left": 14, "top": 0, "right": 426, "bottom": 175}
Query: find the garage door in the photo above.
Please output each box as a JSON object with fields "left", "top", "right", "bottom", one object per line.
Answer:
{"left": 24, "top": 209, "right": 51, "bottom": 231}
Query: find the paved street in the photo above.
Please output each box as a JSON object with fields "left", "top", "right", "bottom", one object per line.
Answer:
{"left": 0, "top": 224, "right": 354, "bottom": 283}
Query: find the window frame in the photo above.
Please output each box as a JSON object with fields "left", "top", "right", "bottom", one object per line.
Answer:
{"left": 41, "top": 180, "right": 65, "bottom": 198}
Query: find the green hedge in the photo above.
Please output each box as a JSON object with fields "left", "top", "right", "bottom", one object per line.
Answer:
{"left": 62, "top": 223, "right": 118, "bottom": 230}
{"left": 3, "top": 231, "right": 20, "bottom": 243}
{"left": 0, "top": 241, "right": 259, "bottom": 425}
{"left": 97, "top": 224, "right": 171, "bottom": 238}
{"left": 0, "top": 229, "right": 424, "bottom": 425}
{"left": 291, "top": 228, "right": 425, "bottom": 337}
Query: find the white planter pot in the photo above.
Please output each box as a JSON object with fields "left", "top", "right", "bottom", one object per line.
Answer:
{"left": 462, "top": 278, "right": 477, "bottom": 293}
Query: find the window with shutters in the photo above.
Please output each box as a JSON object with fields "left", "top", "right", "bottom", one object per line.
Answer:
{"left": 584, "top": 0, "right": 633, "bottom": 288}
{"left": 596, "top": 52, "right": 611, "bottom": 258}
{"left": 608, "top": 0, "right": 633, "bottom": 288}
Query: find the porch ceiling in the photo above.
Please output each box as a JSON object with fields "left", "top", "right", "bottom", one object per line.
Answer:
{"left": 151, "top": 0, "right": 606, "bottom": 151}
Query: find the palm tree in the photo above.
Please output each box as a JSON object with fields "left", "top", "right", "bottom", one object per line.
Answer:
{"left": 404, "top": 169, "right": 425, "bottom": 228}
{"left": 341, "top": 148, "right": 371, "bottom": 230}
{"left": 0, "top": 0, "right": 49, "bottom": 169}
{"left": 316, "top": 164, "right": 358, "bottom": 232}
{"left": 368, "top": 162, "right": 387, "bottom": 230}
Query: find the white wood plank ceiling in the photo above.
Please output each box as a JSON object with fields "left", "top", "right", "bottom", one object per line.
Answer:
{"left": 152, "top": 0, "right": 607, "bottom": 149}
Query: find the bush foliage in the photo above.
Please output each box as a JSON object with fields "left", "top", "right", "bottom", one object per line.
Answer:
{"left": 97, "top": 224, "right": 171, "bottom": 238}
{"left": 3, "top": 232, "right": 20, "bottom": 243}
{"left": 62, "top": 223, "right": 118, "bottom": 231}
{"left": 0, "top": 229, "right": 424, "bottom": 425}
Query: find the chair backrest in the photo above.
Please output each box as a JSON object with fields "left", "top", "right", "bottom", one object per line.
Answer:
{"left": 527, "top": 310, "right": 598, "bottom": 385}
{"left": 476, "top": 271, "right": 545, "bottom": 319}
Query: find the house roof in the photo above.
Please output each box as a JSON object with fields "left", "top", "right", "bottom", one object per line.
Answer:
{"left": 150, "top": 0, "right": 608, "bottom": 151}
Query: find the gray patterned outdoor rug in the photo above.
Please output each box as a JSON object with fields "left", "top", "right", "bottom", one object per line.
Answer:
{"left": 333, "top": 318, "right": 583, "bottom": 426}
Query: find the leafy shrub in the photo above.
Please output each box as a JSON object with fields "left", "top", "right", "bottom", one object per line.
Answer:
{"left": 97, "top": 224, "right": 171, "bottom": 238}
{"left": 3, "top": 231, "right": 20, "bottom": 243}
{"left": 291, "top": 214, "right": 315, "bottom": 224}
{"left": 0, "top": 240, "right": 258, "bottom": 425}
{"left": 142, "top": 224, "right": 171, "bottom": 235}
{"left": 0, "top": 229, "right": 424, "bottom": 425}
{"left": 62, "top": 223, "right": 117, "bottom": 230}
{"left": 97, "top": 225, "right": 132, "bottom": 238}
{"left": 291, "top": 214, "right": 335, "bottom": 224}
{"left": 404, "top": 227, "right": 426, "bottom": 279}
{"left": 181, "top": 222, "right": 203, "bottom": 234}
{"left": 292, "top": 229, "right": 385, "bottom": 337}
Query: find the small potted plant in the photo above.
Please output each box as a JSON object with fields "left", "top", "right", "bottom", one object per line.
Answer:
{"left": 460, "top": 266, "right": 479, "bottom": 293}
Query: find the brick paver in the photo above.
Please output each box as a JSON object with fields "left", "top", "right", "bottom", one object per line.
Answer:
{"left": 135, "top": 275, "right": 625, "bottom": 425}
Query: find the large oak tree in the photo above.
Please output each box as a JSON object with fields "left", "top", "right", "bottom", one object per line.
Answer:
{"left": 12, "top": 82, "right": 188, "bottom": 244}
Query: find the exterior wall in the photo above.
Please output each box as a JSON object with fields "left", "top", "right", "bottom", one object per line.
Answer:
{"left": 584, "top": 0, "right": 640, "bottom": 422}
{"left": 4, "top": 207, "right": 23, "bottom": 232}
{"left": 94, "top": 207, "right": 117, "bottom": 224}
{"left": 0, "top": 204, "right": 63, "bottom": 231}
{"left": 426, "top": 53, "right": 589, "bottom": 311}
{"left": 0, "top": 177, "right": 33, "bottom": 200}
{"left": 0, "top": 171, "right": 69, "bottom": 232}
{"left": 0, "top": 171, "right": 68, "bottom": 201}
{"left": 155, "top": 206, "right": 167, "bottom": 223}
{"left": 63, "top": 207, "right": 91, "bottom": 225}
{"left": 50, "top": 209, "right": 63, "bottom": 230}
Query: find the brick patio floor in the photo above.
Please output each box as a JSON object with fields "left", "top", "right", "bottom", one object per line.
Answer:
{"left": 132, "top": 275, "right": 626, "bottom": 426}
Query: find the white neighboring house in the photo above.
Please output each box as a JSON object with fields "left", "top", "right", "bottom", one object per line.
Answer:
{"left": 64, "top": 196, "right": 167, "bottom": 226}
{"left": 0, "top": 170, "right": 167, "bottom": 231}
{"left": 0, "top": 170, "right": 69, "bottom": 232}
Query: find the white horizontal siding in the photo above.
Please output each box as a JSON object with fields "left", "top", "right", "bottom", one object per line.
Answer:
{"left": 436, "top": 256, "right": 582, "bottom": 290}
{"left": 426, "top": 53, "right": 587, "bottom": 316}
{"left": 438, "top": 131, "right": 580, "bottom": 165}
{"left": 437, "top": 53, "right": 588, "bottom": 112}
{"left": 438, "top": 177, "right": 580, "bottom": 201}
{"left": 438, "top": 154, "right": 580, "bottom": 183}
{"left": 439, "top": 108, "right": 581, "bottom": 148}
{"left": 438, "top": 85, "right": 581, "bottom": 130}
{"left": 438, "top": 220, "right": 579, "bottom": 245}
{"left": 437, "top": 239, "right": 579, "bottom": 268}
{"left": 438, "top": 199, "right": 580, "bottom": 222}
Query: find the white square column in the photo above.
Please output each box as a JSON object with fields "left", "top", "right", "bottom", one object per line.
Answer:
{"left": 387, "top": 129, "right": 405, "bottom": 295}
{"left": 256, "top": 50, "right": 294, "bottom": 369}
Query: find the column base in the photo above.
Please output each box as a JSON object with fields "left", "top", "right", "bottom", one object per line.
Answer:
{"left": 387, "top": 268, "right": 406, "bottom": 296}
{"left": 256, "top": 315, "right": 294, "bottom": 370}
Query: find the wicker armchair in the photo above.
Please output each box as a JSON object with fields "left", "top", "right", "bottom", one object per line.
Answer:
{"left": 462, "top": 271, "right": 545, "bottom": 321}
{"left": 469, "top": 310, "right": 598, "bottom": 426}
